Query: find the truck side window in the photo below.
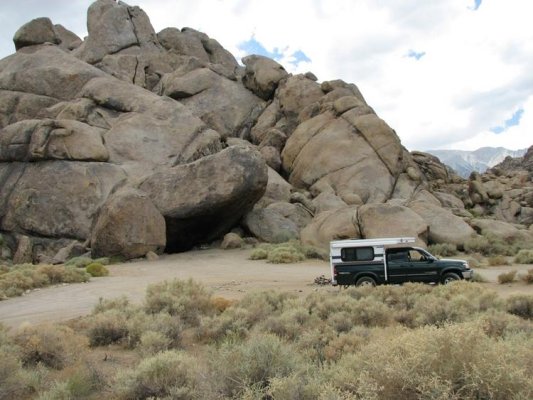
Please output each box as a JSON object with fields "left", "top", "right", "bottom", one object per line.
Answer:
{"left": 341, "top": 247, "right": 374, "bottom": 262}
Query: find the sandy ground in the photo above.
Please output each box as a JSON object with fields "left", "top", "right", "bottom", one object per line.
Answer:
{"left": 0, "top": 248, "right": 531, "bottom": 329}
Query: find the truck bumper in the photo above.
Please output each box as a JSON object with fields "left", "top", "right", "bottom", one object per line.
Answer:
{"left": 462, "top": 270, "right": 473, "bottom": 280}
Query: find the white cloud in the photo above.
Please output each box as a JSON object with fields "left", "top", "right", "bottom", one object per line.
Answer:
{"left": 0, "top": 0, "right": 531, "bottom": 152}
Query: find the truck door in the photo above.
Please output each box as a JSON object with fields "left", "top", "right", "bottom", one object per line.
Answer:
{"left": 403, "top": 249, "right": 439, "bottom": 283}
{"left": 386, "top": 250, "right": 409, "bottom": 284}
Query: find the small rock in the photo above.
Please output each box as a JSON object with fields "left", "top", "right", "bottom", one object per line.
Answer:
{"left": 221, "top": 232, "right": 243, "bottom": 250}
{"left": 145, "top": 251, "right": 159, "bottom": 261}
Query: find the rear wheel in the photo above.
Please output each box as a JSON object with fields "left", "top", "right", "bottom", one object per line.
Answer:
{"left": 355, "top": 276, "right": 377, "bottom": 287}
{"left": 442, "top": 272, "right": 461, "bottom": 285}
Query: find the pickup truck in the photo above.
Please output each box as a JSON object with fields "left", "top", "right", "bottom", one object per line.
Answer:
{"left": 330, "top": 237, "right": 473, "bottom": 287}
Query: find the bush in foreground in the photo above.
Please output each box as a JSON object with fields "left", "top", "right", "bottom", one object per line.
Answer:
{"left": 113, "top": 350, "right": 200, "bottom": 400}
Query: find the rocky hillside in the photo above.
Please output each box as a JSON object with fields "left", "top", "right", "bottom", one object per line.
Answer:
{"left": 427, "top": 147, "right": 527, "bottom": 178}
{"left": 0, "top": 0, "right": 531, "bottom": 264}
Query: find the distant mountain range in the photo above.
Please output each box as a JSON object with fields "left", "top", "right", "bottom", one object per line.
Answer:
{"left": 426, "top": 147, "right": 528, "bottom": 178}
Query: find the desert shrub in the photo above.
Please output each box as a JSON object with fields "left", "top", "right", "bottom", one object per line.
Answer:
{"left": 92, "top": 295, "right": 131, "bottom": 314}
{"left": 0, "top": 325, "right": 34, "bottom": 400}
{"left": 210, "top": 333, "right": 302, "bottom": 397}
{"left": 249, "top": 241, "right": 321, "bottom": 263}
{"left": 0, "top": 264, "right": 89, "bottom": 299}
{"left": 138, "top": 331, "right": 171, "bottom": 356}
{"left": 87, "top": 309, "right": 129, "bottom": 346}
{"left": 428, "top": 243, "right": 457, "bottom": 257}
{"left": 85, "top": 262, "right": 109, "bottom": 277}
{"left": 322, "top": 327, "right": 374, "bottom": 362}
{"left": 14, "top": 324, "right": 86, "bottom": 369}
{"left": 267, "top": 244, "right": 306, "bottom": 263}
{"left": 476, "top": 311, "right": 533, "bottom": 338}
{"left": 464, "top": 235, "right": 490, "bottom": 254}
{"left": 64, "top": 256, "right": 93, "bottom": 268}
{"left": 488, "top": 255, "right": 510, "bottom": 266}
{"left": 113, "top": 350, "right": 200, "bottom": 400}
{"left": 498, "top": 270, "right": 517, "bottom": 284}
{"left": 210, "top": 296, "right": 234, "bottom": 313}
{"left": 267, "top": 372, "right": 324, "bottom": 400}
{"left": 144, "top": 279, "right": 215, "bottom": 326}
{"left": 515, "top": 249, "right": 533, "bottom": 264}
{"left": 325, "top": 322, "right": 533, "bottom": 399}
{"left": 125, "top": 312, "right": 183, "bottom": 349}
{"left": 506, "top": 295, "right": 533, "bottom": 319}
{"left": 520, "top": 269, "right": 533, "bottom": 284}
{"left": 465, "top": 234, "right": 518, "bottom": 256}
{"left": 198, "top": 291, "right": 296, "bottom": 342}
{"left": 471, "top": 271, "right": 488, "bottom": 283}
{"left": 259, "top": 306, "right": 320, "bottom": 340}
{"left": 38, "top": 364, "right": 104, "bottom": 400}
{"left": 249, "top": 247, "right": 268, "bottom": 260}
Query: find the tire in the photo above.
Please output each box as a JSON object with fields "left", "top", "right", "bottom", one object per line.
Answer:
{"left": 355, "top": 276, "right": 377, "bottom": 287}
{"left": 442, "top": 272, "right": 461, "bottom": 285}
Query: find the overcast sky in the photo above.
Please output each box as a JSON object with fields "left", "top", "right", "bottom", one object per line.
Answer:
{"left": 1, "top": 0, "right": 532, "bottom": 151}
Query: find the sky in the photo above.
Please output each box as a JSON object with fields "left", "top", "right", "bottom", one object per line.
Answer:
{"left": 0, "top": 0, "right": 532, "bottom": 152}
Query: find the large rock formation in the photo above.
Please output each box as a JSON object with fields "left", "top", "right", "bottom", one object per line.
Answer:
{"left": 0, "top": 0, "right": 531, "bottom": 263}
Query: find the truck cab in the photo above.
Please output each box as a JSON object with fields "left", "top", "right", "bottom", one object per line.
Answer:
{"left": 330, "top": 237, "right": 473, "bottom": 287}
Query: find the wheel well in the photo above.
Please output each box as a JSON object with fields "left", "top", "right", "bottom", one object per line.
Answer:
{"left": 442, "top": 270, "right": 463, "bottom": 279}
{"left": 354, "top": 273, "right": 379, "bottom": 284}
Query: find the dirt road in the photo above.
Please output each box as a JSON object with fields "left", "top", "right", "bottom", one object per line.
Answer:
{"left": 0, "top": 248, "right": 531, "bottom": 329}
{"left": 0, "top": 248, "right": 333, "bottom": 329}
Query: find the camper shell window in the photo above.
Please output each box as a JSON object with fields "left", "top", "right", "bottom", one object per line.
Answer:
{"left": 341, "top": 247, "right": 374, "bottom": 262}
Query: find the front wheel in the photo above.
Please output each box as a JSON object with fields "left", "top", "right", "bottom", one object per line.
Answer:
{"left": 441, "top": 272, "right": 461, "bottom": 285}
{"left": 355, "top": 276, "right": 377, "bottom": 287}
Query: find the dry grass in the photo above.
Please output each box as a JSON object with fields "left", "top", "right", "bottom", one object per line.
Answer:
{"left": 3, "top": 279, "right": 533, "bottom": 399}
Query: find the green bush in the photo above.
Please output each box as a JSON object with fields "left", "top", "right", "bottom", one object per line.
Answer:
{"left": 85, "top": 263, "right": 109, "bottom": 277}
{"left": 144, "top": 279, "right": 215, "bottom": 326}
{"left": 249, "top": 247, "right": 268, "bottom": 260}
{"left": 515, "top": 249, "right": 533, "bottom": 264}
{"left": 113, "top": 350, "right": 200, "bottom": 400}
{"left": 428, "top": 243, "right": 457, "bottom": 257}
{"left": 498, "top": 270, "right": 517, "bottom": 284}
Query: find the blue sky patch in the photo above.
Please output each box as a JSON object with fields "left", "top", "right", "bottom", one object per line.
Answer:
{"left": 290, "top": 50, "right": 311, "bottom": 66}
{"left": 238, "top": 36, "right": 284, "bottom": 60}
{"left": 238, "top": 36, "right": 311, "bottom": 67}
{"left": 407, "top": 49, "right": 426, "bottom": 60}
{"left": 490, "top": 108, "right": 524, "bottom": 134}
